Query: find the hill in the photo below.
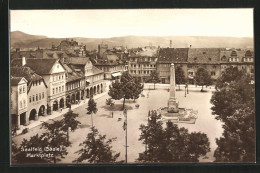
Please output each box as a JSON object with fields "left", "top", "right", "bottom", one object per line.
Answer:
{"left": 10, "top": 31, "right": 254, "bottom": 50}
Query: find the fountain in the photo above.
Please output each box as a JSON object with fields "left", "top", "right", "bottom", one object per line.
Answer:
{"left": 160, "top": 63, "right": 198, "bottom": 124}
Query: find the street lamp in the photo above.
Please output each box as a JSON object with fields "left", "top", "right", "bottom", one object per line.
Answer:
{"left": 123, "top": 108, "right": 128, "bottom": 163}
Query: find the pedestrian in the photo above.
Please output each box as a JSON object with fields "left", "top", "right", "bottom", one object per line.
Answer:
{"left": 112, "top": 111, "right": 114, "bottom": 118}
{"left": 60, "top": 108, "right": 62, "bottom": 112}
{"left": 13, "top": 126, "right": 17, "bottom": 136}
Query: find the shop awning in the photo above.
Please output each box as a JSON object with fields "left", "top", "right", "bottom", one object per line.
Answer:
{"left": 112, "top": 72, "right": 122, "bottom": 77}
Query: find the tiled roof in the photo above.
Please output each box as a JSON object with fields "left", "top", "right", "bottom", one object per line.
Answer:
{"left": 66, "top": 71, "right": 83, "bottom": 83}
{"left": 25, "top": 58, "right": 58, "bottom": 75}
{"left": 67, "top": 57, "right": 91, "bottom": 65}
{"left": 220, "top": 50, "right": 254, "bottom": 63}
{"left": 130, "top": 47, "right": 158, "bottom": 57}
{"left": 158, "top": 48, "right": 189, "bottom": 63}
{"left": 188, "top": 48, "right": 222, "bottom": 64}
{"left": 11, "top": 58, "right": 58, "bottom": 75}
{"left": 10, "top": 76, "right": 24, "bottom": 86}
{"left": 10, "top": 67, "right": 43, "bottom": 83}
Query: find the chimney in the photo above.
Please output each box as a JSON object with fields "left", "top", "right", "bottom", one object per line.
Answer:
{"left": 22, "top": 57, "right": 26, "bottom": 66}
{"left": 170, "top": 40, "right": 172, "bottom": 48}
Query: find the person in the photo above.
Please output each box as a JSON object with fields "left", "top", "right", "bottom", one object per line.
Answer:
{"left": 13, "top": 126, "right": 17, "bottom": 136}
{"left": 112, "top": 111, "right": 114, "bottom": 118}
{"left": 60, "top": 108, "right": 63, "bottom": 112}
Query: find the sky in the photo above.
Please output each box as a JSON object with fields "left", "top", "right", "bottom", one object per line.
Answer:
{"left": 10, "top": 9, "right": 254, "bottom": 38}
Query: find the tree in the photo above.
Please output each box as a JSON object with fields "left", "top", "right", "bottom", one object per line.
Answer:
{"left": 194, "top": 68, "right": 212, "bottom": 92}
{"left": 210, "top": 71, "right": 255, "bottom": 162}
{"left": 146, "top": 71, "right": 160, "bottom": 90}
{"left": 87, "top": 97, "right": 98, "bottom": 127}
{"left": 138, "top": 111, "right": 210, "bottom": 163}
{"left": 13, "top": 120, "right": 69, "bottom": 164}
{"left": 133, "top": 77, "right": 144, "bottom": 102}
{"left": 215, "top": 66, "right": 243, "bottom": 90}
{"left": 61, "top": 110, "right": 81, "bottom": 132}
{"left": 108, "top": 72, "right": 143, "bottom": 109}
{"left": 175, "top": 66, "right": 186, "bottom": 90}
{"left": 73, "top": 127, "right": 121, "bottom": 163}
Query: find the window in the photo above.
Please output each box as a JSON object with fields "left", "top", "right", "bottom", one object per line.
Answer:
{"left": 19, "top": 87, "right": 22, "bottom": 94}
{"left": 23, "top": 86, "right": 25, "bottom": 93}
{"left": 56, "top": 88, "right": 58, "bottom": 93}
{"left": 59, "top": 86, "right": 61, "bottom": 92}
{"left": 42, "top": 92, "right": 44, "bottom": 99}
{"left": 20, "top": 101, "right": 22, "bottom": 108}
{"left": 211, "top": 72, "right": 216, "bottom": 76}
{"left": 57, "top": 65, "right": 59, "bottom": 68}
{"left": 59, "top": 75, "right": 61, "bottom": 80}
{"left": 23, "top": 99, "right": 26, "bottom": 108}
{"left": 29, "top": 96, "right": 32, "bottom": 103}
{"left": 39, "top": 93, "right": 41, "bottom": 100}
{"left": 36, "top": 94, "right": 38, "bottom": 101}
{"left": 53, "top": 88, "right": 55, "bottom": 94}
{"left": 188, "top": 72, "right": 194, "bottom": 75}
{"left": 33, "top": 95, "right": 35, "bottom": 102}
{"left": 62, "top": 86, "right": 64, "bottom": 92}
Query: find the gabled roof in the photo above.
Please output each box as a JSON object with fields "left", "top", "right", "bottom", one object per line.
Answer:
{"left": 158, "top": 48, "right": 189, "bottom": 63}
{"left": 10, "top": 76, "right": 27, "bottom": 86}
{"left": 188, "top": 48, "right": 222, "bottom": 64}
{"left": 25, "top": 58, "right": 58, "bottom": 75}
{"left": 10, "top": 67, "right": 43, "bottom": 83}
{"left": 10, "top": 67, "right": 48, "bottom": 91}
{"left": 11, "top": 58, "right": 58, "bottom": 75}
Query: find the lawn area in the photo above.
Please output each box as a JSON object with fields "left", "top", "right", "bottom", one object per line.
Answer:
{"left": 13, "top": 86, "right": 223, "bottom": 163}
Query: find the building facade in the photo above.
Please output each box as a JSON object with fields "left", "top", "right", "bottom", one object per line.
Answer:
{"left": 11, "top": 67, "right": 48, "bottom": 125}
{"left": 10, "top": 77, "right": 28, "bottom": 128}
{"left": 128, "top": 47, "right": 158, "bottom": 82}
{"left": 157, "top": 48, "right": 189, "bottom": 84}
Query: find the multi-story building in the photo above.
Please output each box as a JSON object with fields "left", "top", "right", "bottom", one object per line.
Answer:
{"left": 187, "top": 48, "right": 223, "bottom": 84}
{"left": 61, "top": 62, "right": 85, "bottom": 106}
{"left": 157, "top": 48, "right": 189, "bottom": 84}
{"left": 11, "top": 58, "right": 66, "bottom": 114}
{"left": 220, "top": 49, "right": 254, "bottom": 76}
{"left": 65, "top": 57, "right": 106, "bottom": 99}
{"left": 10, "top": 76, "right": 28, "bottom": 128}
{"left": 94, "top": 53, "right": 127, "bottom": 80}
{"left": 128, "top": 47, "right": 158, "bottom": 82}
{"left": 11, "top": 67, "right": 48, "bottom": 124}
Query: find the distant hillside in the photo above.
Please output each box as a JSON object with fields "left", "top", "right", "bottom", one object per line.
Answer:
{"left": 10, "top": 31, "right": 254, "bottom": 50}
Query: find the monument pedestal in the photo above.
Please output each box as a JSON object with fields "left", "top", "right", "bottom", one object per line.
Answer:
{"left": 168, "top": 98, "right": 179, "bottom": 113}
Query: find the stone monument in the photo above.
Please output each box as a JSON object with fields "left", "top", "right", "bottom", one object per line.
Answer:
{"left": 168, "top": 63, "right": 179, "bottom": 113}
{"left": 159, "top": 63, "right": 198, "bottom": 124}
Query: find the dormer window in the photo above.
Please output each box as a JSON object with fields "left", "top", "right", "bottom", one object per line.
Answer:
{"left": 194, "top": 57, "right": 197, "bottom": 61}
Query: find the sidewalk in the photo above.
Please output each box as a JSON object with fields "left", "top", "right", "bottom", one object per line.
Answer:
{"left": 16, "top": 91, "right": 108, "bottom": 135}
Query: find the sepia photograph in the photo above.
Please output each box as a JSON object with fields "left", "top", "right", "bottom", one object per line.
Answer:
{"left": 9, "top": 9, "right": 255, "bottom": 165}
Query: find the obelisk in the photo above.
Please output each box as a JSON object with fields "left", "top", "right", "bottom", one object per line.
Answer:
{"left": 168, "top": 63, "right": 179, "bottom": 113}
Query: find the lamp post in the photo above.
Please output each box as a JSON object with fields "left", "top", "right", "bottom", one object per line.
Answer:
{"left": 123, "top": 108, "right": 128, "bottom": 163}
